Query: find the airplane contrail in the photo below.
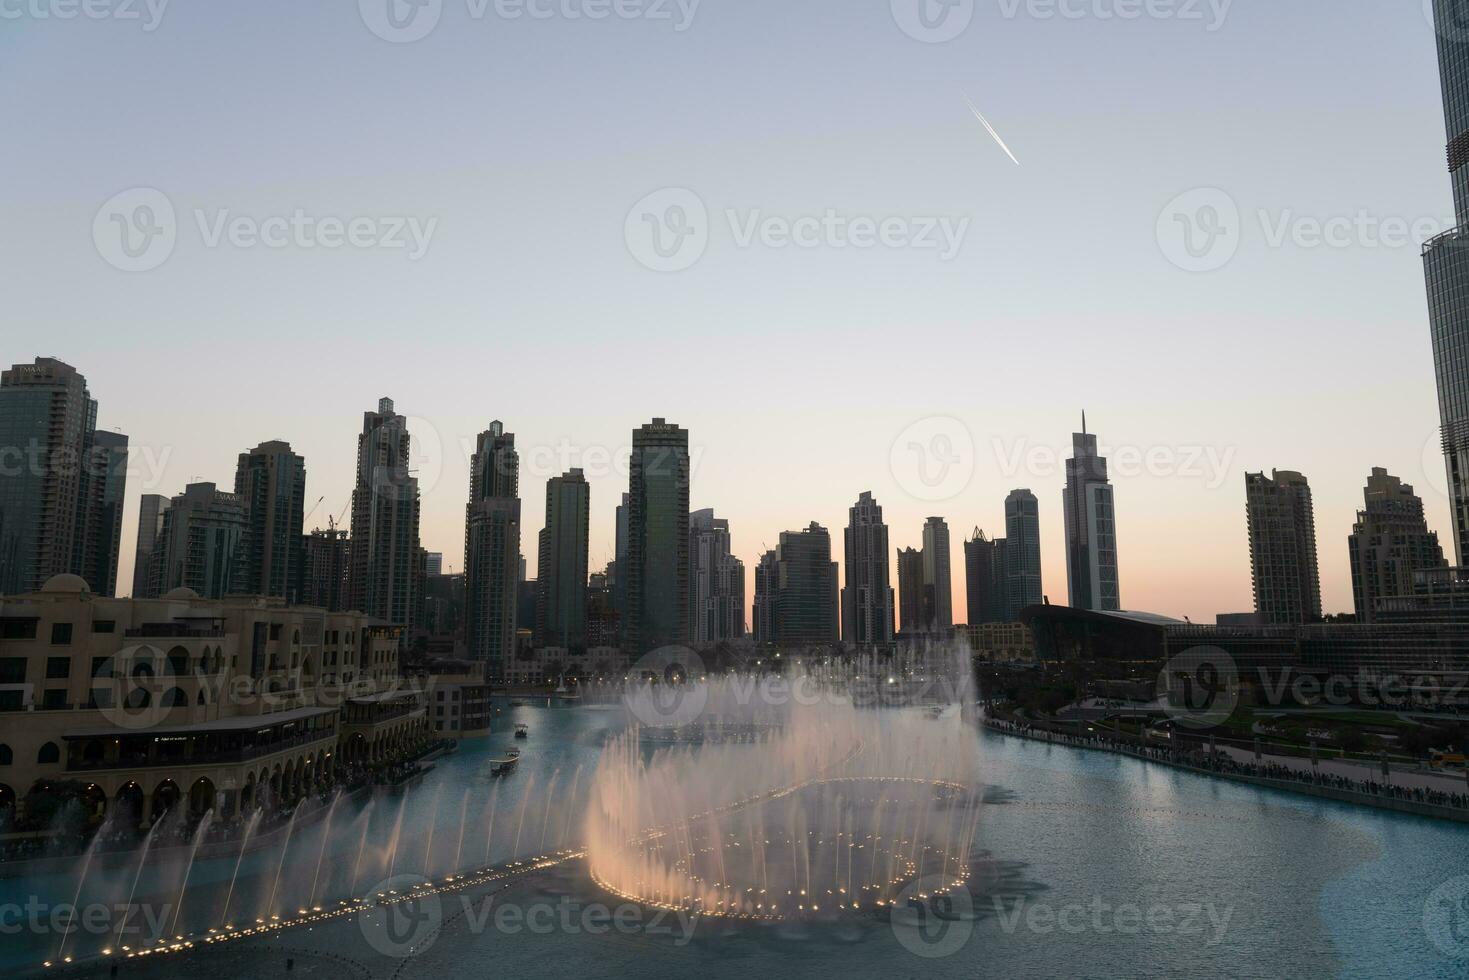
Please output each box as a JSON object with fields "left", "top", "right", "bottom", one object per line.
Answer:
{"left": 963, "top": 94, "right": 1021, "bottom": 166}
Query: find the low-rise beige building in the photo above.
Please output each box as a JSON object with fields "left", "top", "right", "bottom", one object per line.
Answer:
{"left": 0, "top": 575, "right": 428, "bottom": 831}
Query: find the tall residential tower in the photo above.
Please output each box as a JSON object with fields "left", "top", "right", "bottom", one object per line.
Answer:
{"left": 1062, "top": 417, "right": 1120, "bottom": 611}
{"left": 841, "top": 492, "right": 894, "bottom": 646}
{"left": 465, "top": 421, "right": 521, "bottom": 677}
{"left": 1245, "top": 470, "right": 1322, "bottom": 626}
{"left": 626, "top": 419, "right": 690, "bottom": 654}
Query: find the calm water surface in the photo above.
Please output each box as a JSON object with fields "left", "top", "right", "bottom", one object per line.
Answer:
{"left": 8, "top": 699, "right": 1469, "bottom": 979}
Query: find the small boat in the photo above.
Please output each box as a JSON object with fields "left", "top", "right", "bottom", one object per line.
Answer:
{"left": 490, "top": 748, "right": 521, "bottom": 777}
{"left": 514, "top": 723, "right": 529, "bottom": 739}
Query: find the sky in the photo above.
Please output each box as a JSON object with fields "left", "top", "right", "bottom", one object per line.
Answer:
{"left": 0, "top": 0, "right": 1457, "bottom": 622}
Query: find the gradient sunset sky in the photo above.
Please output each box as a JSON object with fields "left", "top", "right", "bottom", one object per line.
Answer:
{"left": 0, "top": 1, "right": 1455, "bottom": 622}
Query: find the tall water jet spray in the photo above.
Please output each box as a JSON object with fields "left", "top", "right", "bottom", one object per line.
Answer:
{"left": 586, "top": 641, "right": 984, "bottom": 921}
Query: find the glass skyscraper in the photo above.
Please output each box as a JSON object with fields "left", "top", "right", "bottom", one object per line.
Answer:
{"left": 1062, "top": 418, "right": 1121, "bottom": 612}
{"left": 536, "top": 468, "right": 589, "bottom": 650}
{"left": 1004, "top": 488, "right": 1043, "bottom": 619}
{"left": 626, "top": 419, "right": 690, "bottom": 654}
{"left": 1425, "top": 0, "right": 1469, "bottom": 563}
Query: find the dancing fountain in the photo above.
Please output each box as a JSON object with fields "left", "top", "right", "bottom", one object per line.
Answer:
{"left": 586, "top": 644, "right": 985, "bottom": 921}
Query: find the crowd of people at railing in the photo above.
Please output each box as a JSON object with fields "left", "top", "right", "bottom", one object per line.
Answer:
{"left": 984, "top": 716, "right": 1469, "bottom": 812}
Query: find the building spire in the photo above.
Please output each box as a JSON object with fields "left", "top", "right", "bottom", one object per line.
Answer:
{"left": 1082, "top": 410, "right": 1087, "bottom": 436}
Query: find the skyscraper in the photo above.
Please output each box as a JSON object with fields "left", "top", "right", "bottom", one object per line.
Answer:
{"left": 1063, "top": 417, "right": 1121, "bottom": 611}
{"left": 841, "top": 492, "right": 894, "bottom": 646}
{"left": 235, "top": 440, "right": 307, "bottom": 602}
{"left": 153, "top": 482, "right": 249, "bottom": 598}
{"left": 0, "top": 358, "right": 126, "bottom": 596}
{"left": 896, "top": 546, "right": 927, "bottom": 635}
{"left": 465, "top": 421, "right": 521, "bottom": 677}
{"left": 348, "top": 398, "right": 421, "bottom": 628}
{"left": 768, "top": 523, "right": 839, "bottom": 647}
{"left": 921, "top": 517, "right": 953, "bottom": 629}
{"left": 1348, "top": 468, "right": 1448, "bottom": 622}
{"left": 753, "top": 549, "right": 778, "bottom": 645}
{"left": 611, "top": 493, "right": 630, "bottom": 642}
{"left": 626, "top": 419, "right": 690, "bottom": 654}
{"left": 132, "top": 493, "right": 170, "bottom": 598}
{"left": 78, "top": 429, "right": 129, "bottom": 597}
{"left": 963, "top": 528, "right": 1008, "bottom": 625}
{"left": 1426, "top": 0, "right": 1469, "bottom": 563}
{"left": 536, "top": 468, "right": 590, "bottom": 650}
{"left": 689, "top": 508, "right": 745, "bottom": 645}
{"left": 1004, "top": 489, "right": 1043, "bottom": 618}
{"left": 302, "top": 526, "right": 350, "bottom": 612}
{"left": 1245, "top": 470, "right": 1322, "bottom": 626}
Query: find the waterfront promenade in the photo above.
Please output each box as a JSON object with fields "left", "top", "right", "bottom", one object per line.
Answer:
{"left": 983, "top": 716, "right": 1469, "bottom": 825}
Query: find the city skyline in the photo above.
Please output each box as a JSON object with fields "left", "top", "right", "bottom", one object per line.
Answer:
{"left": 10, "top": 365, "right": 1454, "bottom": 626}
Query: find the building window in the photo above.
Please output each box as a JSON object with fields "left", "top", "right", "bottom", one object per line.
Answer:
{"left": 42, "top": 689, "right": 67, "bottom": 710}
{"left": 0, "top": 692, "right": 20, "bottom": 712}
{"left": 0, "top": 619, "right": 37, "bottom": 640}
{"left": 45, "top": 657, "right": 70, "bottom": 680}
{"left": 50, "top": 623, "right": 73, "bottom": 645}
{"left": 36, "top": 742, "right": 60, "bottom": 764}
{"left": 92, "top": 620, "right": 116, "bottom": 634}
{"left": 0, "top": 659, "right": 25, "bottom": 684}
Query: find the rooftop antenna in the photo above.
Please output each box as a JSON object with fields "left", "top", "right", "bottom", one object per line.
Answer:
{"left": 1082, "top": 410, "right": 1087, "bottom": 436}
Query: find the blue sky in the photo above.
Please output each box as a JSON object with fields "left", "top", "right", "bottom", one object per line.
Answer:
{"left": 0, "top": 0, "right": 1455, "bottom": 619}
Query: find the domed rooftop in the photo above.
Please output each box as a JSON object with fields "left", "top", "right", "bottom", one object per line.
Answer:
{"left": 41, "top": 574, "right": 90, "bottom": 594}
{"left": 163, "top": 587, "right": 200, "bottom": 600}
